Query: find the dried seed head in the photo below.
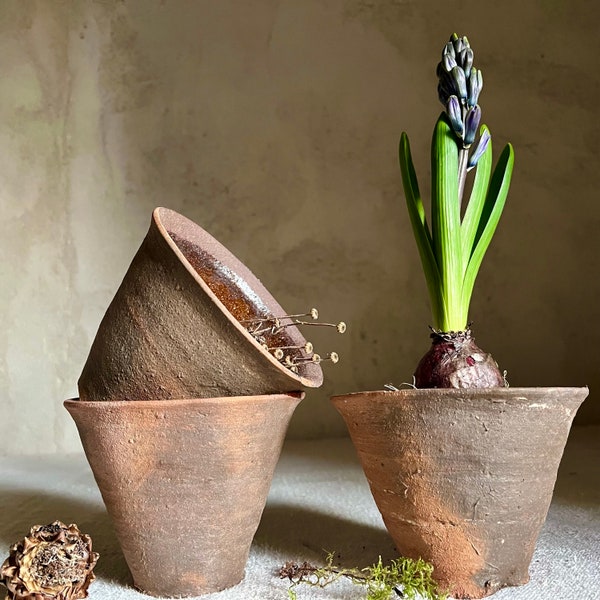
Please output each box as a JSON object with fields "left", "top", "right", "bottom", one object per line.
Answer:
{"left": 0, "top": 521, "right": 98, "bottom": 600}
{"left": 283, "top": 320, "right": 346, "bottom": 332}
{"left": 292, "top": 353, "right": 322, "bottom": 364}
{"left": 243, "top": 308, "right": 345, "bottom": 373}
{"left": 280, "top": 309, "right": 319, "bottom": 320}
{"left": 243, "top": 309, "right": 318, "bottom": 326}
{"left": 268, "top": 341, "right": 314, "bottom": 354}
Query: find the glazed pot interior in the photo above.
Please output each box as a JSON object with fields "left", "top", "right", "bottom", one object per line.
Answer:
{"left": 156, "top": 208, "right": 321, "bottom": 383}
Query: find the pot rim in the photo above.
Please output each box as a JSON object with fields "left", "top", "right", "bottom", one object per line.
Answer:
{"left": 153, "top": 207, "right": 323, "bottom": 389}
{"left": 332, "top": 386, "right": 589, "bottom": 402}
{"left": 65, "top": 391, "right": 304, "bottom": 411}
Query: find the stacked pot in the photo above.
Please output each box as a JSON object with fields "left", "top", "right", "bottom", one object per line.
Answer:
{"left": 65, "top": 207, "right": 322, "bottom": 597}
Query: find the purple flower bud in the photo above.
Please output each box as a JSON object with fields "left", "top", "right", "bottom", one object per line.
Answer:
{"left": 451, "top": 66, "right": 467, "bottom": 99}
{"left": 463, "top": 48, "right": 474, "bottom": 79}
{"left": 468, "top": 67, "right": 482, "bottom": 107}
{"left": 453, "top": 36, "right": 464, "bottom": 55}
{"left": 464, "top": 105, "right": 481, "bottom": 145}
{"left": 443, "top": 52, "right": 457, "bottom": 72}
{"left": 446, "top": 96, "right": 464, "bottom": 137}
{"left": 467, "top": 128, "right": 491, "bottom": 169}
{"left": 447, "top": 38, "right": 457, "bottom": 57}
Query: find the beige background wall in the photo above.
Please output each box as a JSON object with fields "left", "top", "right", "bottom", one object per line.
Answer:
{"left": 1, "top": 1, "right": 598, "bottom": 455}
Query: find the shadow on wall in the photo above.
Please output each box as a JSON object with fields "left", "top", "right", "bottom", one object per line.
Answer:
{"left": 86, "top": 2, "right": 600, "bottom": 426}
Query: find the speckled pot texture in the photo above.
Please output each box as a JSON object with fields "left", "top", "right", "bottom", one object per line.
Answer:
{"left": 65, "top": 392, "right": 303, "bottom": 597}
{"left": 78, "top": 207, "right": 322, "bottom": 402}
{"left": 332, "top": 387, "right": 588, "bottom": 599}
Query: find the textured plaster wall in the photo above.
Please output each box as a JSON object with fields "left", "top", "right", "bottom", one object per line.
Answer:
{"left": 1, "top": 1, "right": 599, "bottom": 455}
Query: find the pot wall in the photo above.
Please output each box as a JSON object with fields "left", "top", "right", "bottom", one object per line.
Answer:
{"left": 65, "top": 392, "right": 302, "bottom": 597}
{"left": 332, "top": 387, "right": 588, "bottom": 599}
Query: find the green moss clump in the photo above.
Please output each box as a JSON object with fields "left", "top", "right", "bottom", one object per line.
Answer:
{"left": 279, "top": 552, "right": 447, "bottom": 600}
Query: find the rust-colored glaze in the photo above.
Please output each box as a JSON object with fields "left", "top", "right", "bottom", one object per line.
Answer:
{"left": 331, "top": 387, "right": 588, "bottom": 599}
{"left": 78, "top": 207, "right": 322, "bottom": 402}
{"left": 65, "top": 392, "right": 303, "bottom": 598}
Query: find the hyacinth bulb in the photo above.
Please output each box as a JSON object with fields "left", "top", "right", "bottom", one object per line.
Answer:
{"left": 414, "top": 330, "right": 505, "bottom": 389}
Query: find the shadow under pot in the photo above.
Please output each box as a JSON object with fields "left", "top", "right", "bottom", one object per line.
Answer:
{"left": 78, "top": 207, "right": 323, "bottom": 402}
{"left": 64, "top": 392, "right": 303, "bottom": 597}
{"left": 331, "top": 386, "right": 588, "bottom": 599}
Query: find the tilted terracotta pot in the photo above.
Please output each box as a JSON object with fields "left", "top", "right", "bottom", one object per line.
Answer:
{"left": 78, "top": 207, "right": 322, "bottom": 402}
{"left": 332, "top": 387, "right": 588, "bottom": 599}
{"left": 65, "top": 392, "right": 302, "bottom": 597}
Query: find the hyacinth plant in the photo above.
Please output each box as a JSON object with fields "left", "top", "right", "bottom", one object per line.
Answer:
{"left": 399, "top": 34, "right": 514, "bottom": 388}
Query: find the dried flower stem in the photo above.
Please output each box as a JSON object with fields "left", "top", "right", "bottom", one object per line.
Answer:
{"left": 242, "top": 308, "right": 345, "bottom": 372}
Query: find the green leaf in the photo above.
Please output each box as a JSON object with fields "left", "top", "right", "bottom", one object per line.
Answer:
{"left": 461, "top": 142, "right": 514, "bottom": 323}
{"left": 399, "top": 132, "right": 444, "bottom": 328}
{"left": 431, "top": 114, "right": 462, "bottom": 331}
{"left": 460, "top": 124, "right": 492, "bottom": 274}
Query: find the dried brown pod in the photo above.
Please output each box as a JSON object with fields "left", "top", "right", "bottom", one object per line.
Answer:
{"left": 0, "top": 522, "right": 98, "bottom": 600}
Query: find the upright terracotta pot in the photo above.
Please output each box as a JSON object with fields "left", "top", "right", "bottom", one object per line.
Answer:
{"left": 78, "top": 207, "right": 322, "bottom": 402}
{"left": 332, "top": 387, "right": 588, "bottom": 599}
{"left": 65, "top": 392, "right": 302, "bottom": 597}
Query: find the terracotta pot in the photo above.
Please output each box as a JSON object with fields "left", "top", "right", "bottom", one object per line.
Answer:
{"left": 331, "top": 387, "right": 588, "bottom": 599}
{"left": 64, "top": 392, "right": 302, "bottom": 597}
{"left": 78, "top": 207, "right": 322, "bottom": 402}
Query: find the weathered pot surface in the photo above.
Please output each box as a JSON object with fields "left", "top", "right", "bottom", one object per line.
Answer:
{"left": 331, "top": 387, "right": 588, "bottom": 599}
{"left": 78, "top": 207, "right": 322, "bottom": 402}
{"left": 65, "top": 392, "right": 303, "bottom": 597}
